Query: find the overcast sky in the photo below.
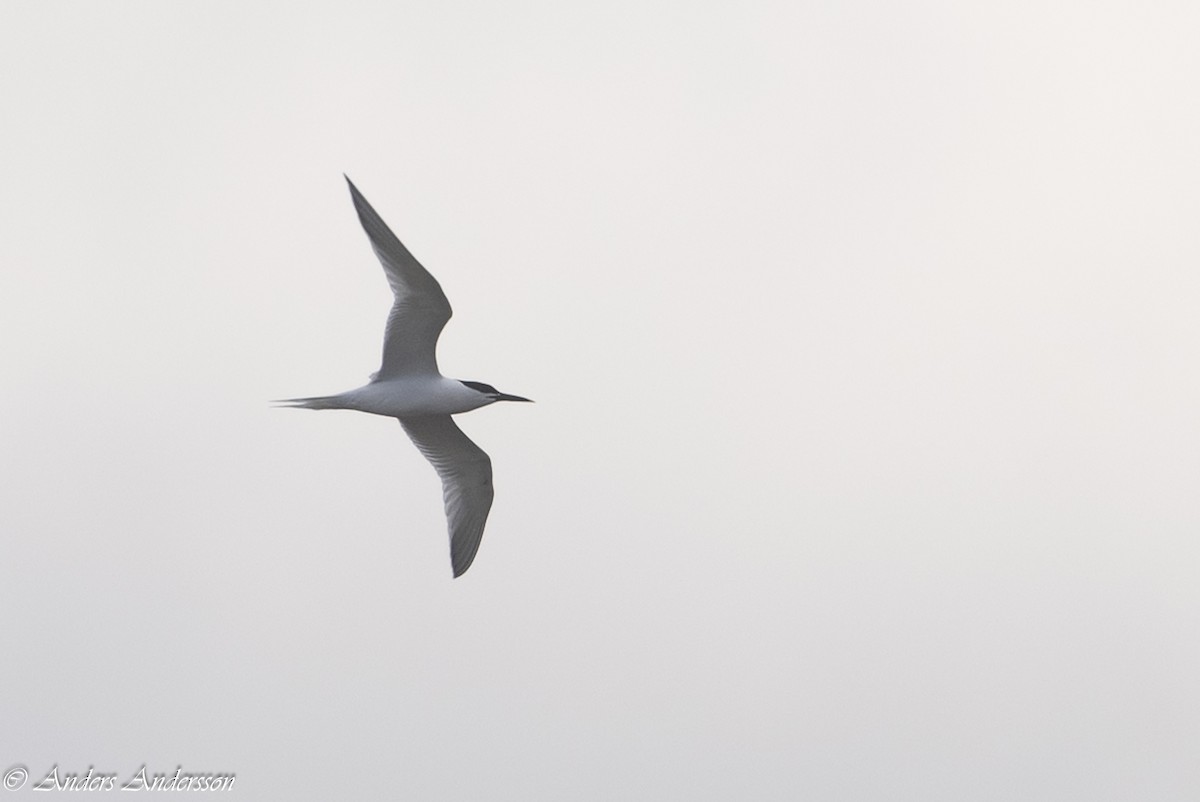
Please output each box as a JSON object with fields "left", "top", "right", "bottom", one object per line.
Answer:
{"left": 2, "top": 1, "right": 1198, "bottom": 799}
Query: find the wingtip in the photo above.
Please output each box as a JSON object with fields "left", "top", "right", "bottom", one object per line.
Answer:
{"left": 343, "top": 175, "right": 374, "bottom": 222}
{"left": 451, "top": 555, "right": 475, "bottom": 578}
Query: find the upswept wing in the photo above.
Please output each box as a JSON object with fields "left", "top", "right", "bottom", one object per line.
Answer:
{"left": 399, "top": 415, "right": 494, "bottom": 577}
{"left": 345, "top": 177, "right": 452, "bottom": 379}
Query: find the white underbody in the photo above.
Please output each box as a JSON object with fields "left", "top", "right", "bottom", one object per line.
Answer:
{"left": 327, "top": 376, "right": 494, "bottom": 417}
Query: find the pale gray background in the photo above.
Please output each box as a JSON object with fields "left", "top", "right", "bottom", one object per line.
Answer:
{"left": 2, "top": 1, "right": 1198, "bottom": 799}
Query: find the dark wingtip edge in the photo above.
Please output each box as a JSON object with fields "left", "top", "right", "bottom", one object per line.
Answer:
{"left": 451, "top": 552, "right": 476, "bottom": 579}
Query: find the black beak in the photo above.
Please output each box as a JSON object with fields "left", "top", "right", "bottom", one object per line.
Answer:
{"left": 494, "top": 393, "right": 533, "bottom": 403}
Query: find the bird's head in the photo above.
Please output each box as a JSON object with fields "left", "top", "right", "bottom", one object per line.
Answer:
{"left": 460, "top": 380, "right": 533, "bottom": 404}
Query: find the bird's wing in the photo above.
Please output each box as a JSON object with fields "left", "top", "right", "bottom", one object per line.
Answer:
{"left": 399, "top": 415, "right": 494, "bottom": 577}
{"left": 345, "top": 177, "right": 452, "bottom": 379}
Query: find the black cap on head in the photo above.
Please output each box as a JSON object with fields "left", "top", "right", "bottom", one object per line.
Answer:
{"left": 460, "top": 380, "right": 532, "bottom": 403}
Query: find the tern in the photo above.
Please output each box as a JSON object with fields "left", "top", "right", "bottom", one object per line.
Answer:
{"left": 276, "top": 177, "right": 531, "bottom": 577}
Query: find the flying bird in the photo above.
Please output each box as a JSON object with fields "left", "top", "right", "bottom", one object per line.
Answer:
{"left": 276, "top": 177, "right": 531, "bottom": 577}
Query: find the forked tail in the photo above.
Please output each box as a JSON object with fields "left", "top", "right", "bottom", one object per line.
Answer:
{"left": 270, "top": 395, "right": 346, "bottom": 410}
